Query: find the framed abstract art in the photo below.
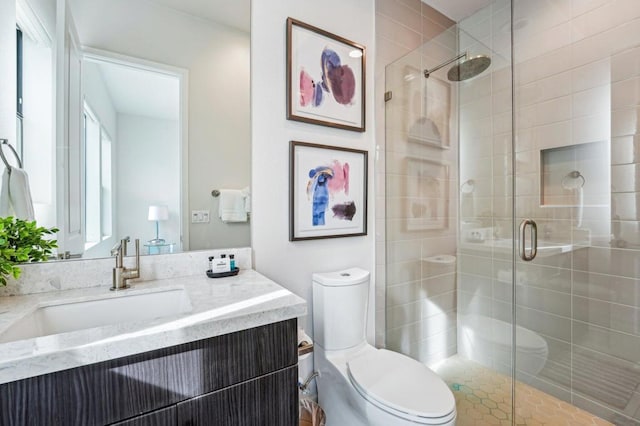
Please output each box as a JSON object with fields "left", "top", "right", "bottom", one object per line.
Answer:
{"left": 286, "top": 18, "right": 366, "bottom": 132}
{"left": 290, "top": 141, "right": 367, "bottom": 240}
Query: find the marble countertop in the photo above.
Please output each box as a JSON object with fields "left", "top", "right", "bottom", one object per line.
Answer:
{"left": 0, "top": 270, "right": 307, "bottom": 384}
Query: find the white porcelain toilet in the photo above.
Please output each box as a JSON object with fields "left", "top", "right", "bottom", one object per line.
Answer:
{"left": 313, "top": 268, "right": 457, "bottom": 426}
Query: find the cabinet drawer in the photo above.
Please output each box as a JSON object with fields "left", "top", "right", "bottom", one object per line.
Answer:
{"left": 177, "top": 366, "right": 298, "bottom": 426}
{"left": 109, "top": 406, "right": 176, "bottom": 426}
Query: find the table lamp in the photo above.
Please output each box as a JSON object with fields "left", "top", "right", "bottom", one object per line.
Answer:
{"left": 148, "top": 205, "right": 169, "bottom": 244}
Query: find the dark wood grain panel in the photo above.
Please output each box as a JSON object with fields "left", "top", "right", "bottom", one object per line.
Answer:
{"left": 176, "top": 366, "right": 298, "bottom": 426}
{"left": 0, "top": 319, "right": 297, "bottom": 426}
{"left": 0, "top": 369, "right": 72, "bottom": 425}
{"left": 168, "top": 317, "right": 298, "bottom": 398}
{"left": 109, "top": 406, "right": 176, "bottom": 426}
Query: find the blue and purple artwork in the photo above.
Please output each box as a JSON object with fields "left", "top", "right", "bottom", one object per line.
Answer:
{"left": 299, "top": 48, "right": 356, "bottom": 108}
{"left": 306, "top": 160, "right": 356, "bottom": 227}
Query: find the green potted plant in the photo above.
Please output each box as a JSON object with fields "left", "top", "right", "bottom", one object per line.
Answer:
{"left": 0, "top": 217, "right": 59, "bottom": 286}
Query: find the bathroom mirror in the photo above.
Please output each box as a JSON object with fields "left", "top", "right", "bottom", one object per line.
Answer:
{"left": 1, "top": 0, "right": 251, "bottom": 261}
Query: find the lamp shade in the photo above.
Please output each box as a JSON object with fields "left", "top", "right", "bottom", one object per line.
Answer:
{"left": 148, "top": 205, "right": 169, "bottom": 221}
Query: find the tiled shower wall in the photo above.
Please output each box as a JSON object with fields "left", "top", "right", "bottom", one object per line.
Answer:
{"left": 375, "top": 0, "right": 459, "bottom": 366}
{"left": 458, "top": 0, "right": 640, "bottom": 423}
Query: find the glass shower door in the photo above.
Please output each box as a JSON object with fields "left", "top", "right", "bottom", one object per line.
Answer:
{"left": 512, "top": 1, "right": 640, "bottom": 424}
{"left": 383, "top": 2, "right": 517, "bottom": 423}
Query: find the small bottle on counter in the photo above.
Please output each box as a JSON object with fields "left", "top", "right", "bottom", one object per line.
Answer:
{"left": 208, "top": 256, "right": 214, "bottom": 271}
{"left": 229, "top": 254, "right": 236, "bottom": 270}
{"left": 211, "top": 255, "right": 231, "bottom": 273}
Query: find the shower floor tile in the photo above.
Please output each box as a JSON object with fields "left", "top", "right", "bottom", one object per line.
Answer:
{"left": 435, "top": 356, "right": 613, "bottom": 426}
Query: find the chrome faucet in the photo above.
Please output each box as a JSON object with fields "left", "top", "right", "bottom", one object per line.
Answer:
{"left": 111, "top": 237, "right": 140, "bottom": 290}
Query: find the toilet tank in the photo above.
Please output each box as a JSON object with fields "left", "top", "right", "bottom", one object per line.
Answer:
{"left": 312, "top": 268, "right": 370, "bottom": 351}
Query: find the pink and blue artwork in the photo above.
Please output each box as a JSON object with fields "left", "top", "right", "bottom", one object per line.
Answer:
{"left": 287, "top": 18, "right": 365, "bottom": 132}
{"left": 291, "top": 141, "right": 367, "bottom": 241}
{"left": 307, "top": 160, "right": 354, "bottom": 226}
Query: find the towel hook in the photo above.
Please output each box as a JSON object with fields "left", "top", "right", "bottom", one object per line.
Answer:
{"left": 0, "top": 139, "right": 22, "bottom": 174}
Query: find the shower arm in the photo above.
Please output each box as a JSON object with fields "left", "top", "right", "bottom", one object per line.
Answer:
{"left": 424, "top": 52, "right": 467, "bottom": 78}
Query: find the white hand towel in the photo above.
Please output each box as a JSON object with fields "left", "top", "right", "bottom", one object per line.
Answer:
{"left": 6, "top": 167, "right": 35, "bottom": 220}
{"left": 218, "top": 189, "right": 247, "bottom": 222}
{"left": 241, "top": 186, "right": 251, "bottom": 213}
{"left": 0, "top": 168, "right": 11, "bottom": 217}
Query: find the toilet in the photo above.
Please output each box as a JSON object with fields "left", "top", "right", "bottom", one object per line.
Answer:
{"left": 313, "top": 268, "right": 457, "bottom": 426}
{"left": 459, "top": 314, "right": 549, "bottom": 376}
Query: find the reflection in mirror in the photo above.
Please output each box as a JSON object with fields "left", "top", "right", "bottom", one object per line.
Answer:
{"left": 0, "top": 0, "right": 251, "bottom": 262}
{"left": 82, "top": 51, "right": 183, "bottom": 258}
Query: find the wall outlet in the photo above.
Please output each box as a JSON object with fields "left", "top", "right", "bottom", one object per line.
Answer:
{"left": 191, "top": 210, "right": 210, "bottom": 223}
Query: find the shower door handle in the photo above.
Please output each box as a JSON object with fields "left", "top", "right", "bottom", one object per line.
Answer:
{"left": 519, "top": 219, "right": 538, "bottom": 261}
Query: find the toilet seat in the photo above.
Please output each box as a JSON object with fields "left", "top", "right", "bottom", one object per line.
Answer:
{"left": 347, "top": 349, "right": 456, "bottom": 425}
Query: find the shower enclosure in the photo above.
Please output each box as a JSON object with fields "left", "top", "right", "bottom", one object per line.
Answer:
{"left": 383, "top": 0, "right": 640, "bottom": 424}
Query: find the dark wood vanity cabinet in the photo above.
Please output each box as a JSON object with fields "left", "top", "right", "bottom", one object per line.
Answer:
{"left": 0, "top": 319, "right": 299, "bottom": 426}
{"left": 110, "top": 407, "right": 177, "bottom": 426}
{"left": 176, "top": 366, "right": 298, "bottom": 425}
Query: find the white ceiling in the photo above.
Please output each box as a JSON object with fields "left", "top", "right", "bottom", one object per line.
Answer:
{"left": 96, "top": 61, "right": 180, "bottom": 121}
{"left": 422, "top": 0, "right": 493, "bottom": 22}
{"left": 146, "top": 0, "right": 250, "bottom": 32}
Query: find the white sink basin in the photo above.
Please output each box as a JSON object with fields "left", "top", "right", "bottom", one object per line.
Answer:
{"left": 0, "top": 288, "right": 193, "bottom": 343}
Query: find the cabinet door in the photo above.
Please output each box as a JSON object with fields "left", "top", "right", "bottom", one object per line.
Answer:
{"left": 109, "top": 406, "right": 176, "bottom": 426}
{"left": 177, "top": 366, "right": 298, "bottom": 426}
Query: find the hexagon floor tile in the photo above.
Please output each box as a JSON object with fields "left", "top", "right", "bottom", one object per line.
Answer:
{"left": 434, "top": 356, "right": 614, "bottom": 426}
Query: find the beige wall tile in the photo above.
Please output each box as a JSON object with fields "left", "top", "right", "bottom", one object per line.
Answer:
{"left": 611, "top": 135, "right": 640, "bottom": 165}
{"left": 573, "top": 270, "right": 640, "bottom": 308}
{"left": 376, "top": 0, "right": 422, "bottom": 33}
{"left": 573, "top": 295, "right": 640, "bottom": 336}
{"left": 517, "top": 306, "right": 572, "bottom": 342}
{"left": 573, "top": 321, "right": 640, "bottom": 363}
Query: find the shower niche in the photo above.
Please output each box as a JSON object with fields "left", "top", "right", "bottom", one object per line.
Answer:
{"left": 539, "top": 141, "right": 609, "bottom": 208}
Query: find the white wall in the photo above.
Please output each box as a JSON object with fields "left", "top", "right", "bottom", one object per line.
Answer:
{"left": 70, "top": 0, "right": 251, "bottom": 251}
{"left": 251, "top": 0, "right": 376, "bottom": 342}
{"left": 115, "top": 114, "right": 180, "bottom": 252}
{"left": 83, "top": 61, "right": 117, "bottom": 138}
{"left": 0, "top": 0, "right": 16, "bottom": 146}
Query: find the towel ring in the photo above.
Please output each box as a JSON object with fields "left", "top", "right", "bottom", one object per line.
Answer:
{"left": 561, "top": 170, "right": 585, "bottom": 189}
{"left": 0, "top": 139, "right": 22, "bottom": 174}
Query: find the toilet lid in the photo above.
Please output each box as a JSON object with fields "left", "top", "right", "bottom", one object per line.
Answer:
{"left": 347, "top": 349, "right": 456, "bottom": 422}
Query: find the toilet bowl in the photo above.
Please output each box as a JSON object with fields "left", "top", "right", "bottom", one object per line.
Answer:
{"left": 313, "top": 268, "right": 457, "bottom": 426}
{"left": 459, "top": 314, "right": 549, "bottom": 376}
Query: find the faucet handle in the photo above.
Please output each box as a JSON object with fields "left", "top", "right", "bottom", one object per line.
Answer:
{"left": 110, "top": 241, "right": 122, "bottom": 257}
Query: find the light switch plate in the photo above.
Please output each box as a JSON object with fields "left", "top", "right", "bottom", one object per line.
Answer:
{"left": 191, "top": 210, "right": 210, "bottom": 223}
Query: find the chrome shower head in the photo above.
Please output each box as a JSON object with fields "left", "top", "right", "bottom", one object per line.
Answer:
{"left": 447, "top": 55, "right": 491, "bottom": 81}
{"left": 424, "top": 53, "right": 492, "bottom": 81}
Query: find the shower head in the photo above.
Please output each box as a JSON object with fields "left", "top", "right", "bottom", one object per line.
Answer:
{"left": 423, "top": 53, "right": 492, "bottom": 81}
{"left": 447, "top": 55, "right": 491, "bottom": 81}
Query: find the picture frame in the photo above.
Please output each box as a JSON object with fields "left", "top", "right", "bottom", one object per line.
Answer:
{"left": 286, "top": 17, "right": 366, "bottom": 132}
{"left": 405, "top": 65, "right": 451, "bottom": 149}
{"left": 405, "top": 157, "right": 449, "bottom": 231}
{"left": 290, "top": 141, "right": 368, "bottom": 241}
